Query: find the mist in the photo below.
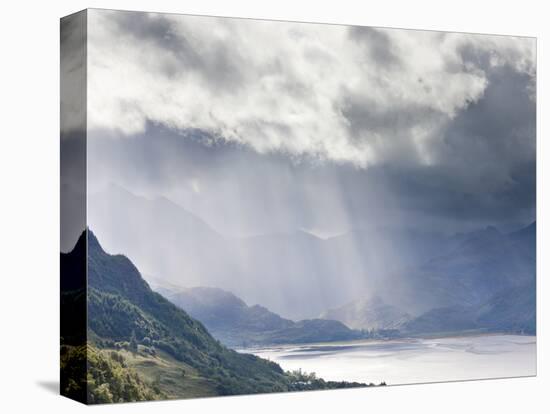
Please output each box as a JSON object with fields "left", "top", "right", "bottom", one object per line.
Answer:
{"left": 87, "top": 130, "right": 411, "bottom": 318}
{"left": 87, "top": 123, "right": 534, "bottom": 319}
{"left": 79, "top": 10, "right": 536, "bottom": 320}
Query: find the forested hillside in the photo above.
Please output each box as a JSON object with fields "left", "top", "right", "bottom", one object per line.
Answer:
{"left": 61, "top": 230, "right": 372, "bottom": 403}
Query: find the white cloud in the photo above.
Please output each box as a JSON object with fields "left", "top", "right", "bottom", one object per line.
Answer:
{"left": 87, "top": 10, "right": 535, "bottom": 168}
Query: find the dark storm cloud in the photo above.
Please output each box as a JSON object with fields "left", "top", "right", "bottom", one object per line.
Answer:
{"left": 61, "top": 11, "right": 88, "bottom": 251}
{"left": 340, "top": 93, "right": 444, "bottom": 166}
{"left": 87, "top": 124, "right": 343, "bottom": 236}
{"left": 336, "top": 42, "right": 535, "bottom": 230}
{"left": 437, "top": 65, "right": 535, "bottom": 176}
{"left": 89, "top": 50, "right": 535, "bottom": 235}
{"left": 60, "top": 11, "right": 86, "bottom": 135}
{"left": 110, "top": 10, "right": 245, "bottom": 89}
{"left": 88, "top": 113, "right": 534, "bottom": 238}
{"left": 422, "top": 53, "right": 536, "bottom": 224}
{"left": 348, "top": 26, "right": 401, "bottom": 68}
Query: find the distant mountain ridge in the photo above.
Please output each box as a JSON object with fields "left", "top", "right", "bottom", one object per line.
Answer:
{"left": 400, "top": 221, "right": 536, "bottom": 335}
{"left": 89, "top": 184, "right": 234, "bottom": 300}
{"left": 320, "top": 296, "right": 411, "bottom": 331}
{"left": 162, "top": 286, "right": 364, "bottom": 347}
{"left": 90, "top": 185, "right": 472, "bottom": 319}
{"left": 90, "top": 185, "right": 535, "bottom": 337}
{"left": 305, "top": 222, "right": 535, "bottom": 337}
{"left": 385, "top": 222, "right": 536, "bottom": 314}
{"left": 402, "top": 279, "right": 536, "bottom": 335}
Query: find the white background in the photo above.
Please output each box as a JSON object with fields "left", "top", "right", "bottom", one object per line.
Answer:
{"left": 0, "top": 0, "right": 546, "bottom": 412}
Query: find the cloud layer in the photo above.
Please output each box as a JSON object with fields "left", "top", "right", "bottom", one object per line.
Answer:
{"left": 87, "top": 10, "right": 535, "bottom": 169}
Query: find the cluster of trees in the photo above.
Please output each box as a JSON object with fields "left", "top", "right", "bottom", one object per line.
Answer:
{"left": 60, "top": 345, "right": 87, "bottom": 402}
{"left": 285, "top": 369, "right": 377, "bottom": 391}
{"left": 61, "top": 344, "right": 164, "bottom": 404}
{"left": 87, "top": 285, "right": 296, "bottom": 396}
{"left": 359, "top": 328, "right": 402, "bottom": 339}
{"left": 88, "top": 289, "right": 167, "bottom": 342}
{"left": 87, "top": 346, "right": 165, "bottom": 403}
{"left": 96, "top": 334, "right": 157, "bottom": 356}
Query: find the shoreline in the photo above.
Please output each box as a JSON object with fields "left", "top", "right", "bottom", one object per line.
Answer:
{"left": 236, "top": 331, "right": 536, "bottom": 353}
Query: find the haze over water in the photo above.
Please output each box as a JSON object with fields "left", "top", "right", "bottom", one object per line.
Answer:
{"left": 247, "top": 334, "right": 536, "bottom": 385}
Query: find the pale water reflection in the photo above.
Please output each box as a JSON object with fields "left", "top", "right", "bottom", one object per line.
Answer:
{"left": 244, "top": 334, "right": 536, "bottom": 385}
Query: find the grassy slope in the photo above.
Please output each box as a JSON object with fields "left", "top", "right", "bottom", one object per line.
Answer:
{"left": 80, "top": 230, "right": 370, "bottom": 401}
{"left": 61, "top": 344, "right": 165, "bottom": 404}
{"left": 114, "top": 347, "right": 218, "bottom": 400}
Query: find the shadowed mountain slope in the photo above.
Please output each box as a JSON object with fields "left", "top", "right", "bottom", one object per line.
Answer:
{"left": 60, "top": 230, "right": 369, "bottom": 401}
{"left": 164, "top": 286, "right": 363, "bottom": 347}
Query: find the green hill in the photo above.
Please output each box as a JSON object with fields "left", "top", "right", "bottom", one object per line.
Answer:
{"left": 61, "top": 230, "right": 370, "bottom": 403}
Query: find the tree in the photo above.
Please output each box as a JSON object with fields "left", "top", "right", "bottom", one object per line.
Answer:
{"left": 93, "top": 383, "right": 113, "bottom": 403}
{"left": 129, "top": 330, "right": 138, "bottom": 353}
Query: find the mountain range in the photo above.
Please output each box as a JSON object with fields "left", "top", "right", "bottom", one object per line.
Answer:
{"left": 401, "top": 278, "right": 536, "bottom": 335}
{"left": 89, "top": 184, "right": 496, "bottom": 320}
{"left": 89, "top": 185, "right": 536, "bottom": 339}
{"left": 89, "top": 184, "right": 356, "bottom": 319}
{"left": 154, "top": 220, "right": 536, "bottom": 341}
{"left": 390, "top": 223, "right": 536, "bottom": 313}
{"left": 320, "top": 296, "right": 411, "bottom": 331}
{"left": 159, "top": 286, "right": 363, "bottom": 347}
{"left": 332, "top": 223, "right": 536, "bottom": 336}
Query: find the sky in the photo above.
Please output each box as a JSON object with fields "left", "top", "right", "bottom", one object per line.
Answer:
{"left": 61, "top": 10, "right": 536, "bottom": 316}
{"left": 74, "top": 9, "right": 536, "bottom": 237}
